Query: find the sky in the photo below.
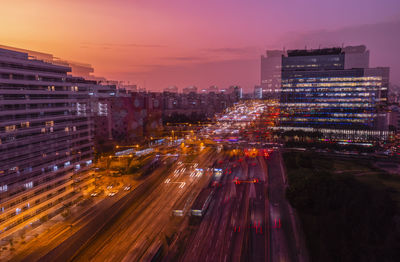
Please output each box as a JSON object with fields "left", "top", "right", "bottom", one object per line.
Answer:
{"left": 0, "top": 0, "right": 399, "bottom": 91}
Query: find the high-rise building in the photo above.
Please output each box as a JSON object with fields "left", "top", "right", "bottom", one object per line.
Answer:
{"left": 0, "top": 48, "right": 94, "bottom": 238}
{"left": 228, "top": 86, "right": 243, "bottom": 100}
{"left": 261, "top": 50, "right": 285, "bottom": 98}
{"left": 254, "top": 85, "right": 262, "bottom": 99}
{"left": 279, "top": 46, "right": 390, "bottom": 141}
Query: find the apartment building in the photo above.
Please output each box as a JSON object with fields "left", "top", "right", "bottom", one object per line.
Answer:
{"left": 0, "top": 48, "right": 94, "bottom": 239}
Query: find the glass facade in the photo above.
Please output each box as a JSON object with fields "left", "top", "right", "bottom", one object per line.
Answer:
{"left": 279, "top": 48, "right": 389, "bottom": 131}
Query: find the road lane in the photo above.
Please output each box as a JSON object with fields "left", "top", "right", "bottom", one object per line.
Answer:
{"left": 267, "top": 151, "right": 298, "bottom": 262}
{"left": 180, "top": 156, "right": 269, "bottom": 262}
{"left": 70, "top": 149, "right": 217, "bottom": 262}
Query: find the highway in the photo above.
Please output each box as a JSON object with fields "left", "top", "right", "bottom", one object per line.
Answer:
{"left": 180, "top": 154, "right": 269, "bottom": 262}
{"left": 8, "top": 101, "right": 308, "bottom": 262}
{"left": 267, "top": 151, "right": 299, "bottom": 262}
{"left": 69, "top": 148, "right": 217, "bottom": 262}
{"left": 10, "top": 147, "right": 218, "bottom": 262}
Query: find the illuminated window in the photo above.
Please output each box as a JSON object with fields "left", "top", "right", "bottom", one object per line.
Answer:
{"left": 5, "top": 125, "right": 16, "bottom": 132}
{"left": 21, "top": 121, "right": 30, "bottom": 128}
{"left": 0, "top": 185, "right": 7, "bottom": 192}
{"left": 23, "top": 181, "right": 33, "bottom": 189}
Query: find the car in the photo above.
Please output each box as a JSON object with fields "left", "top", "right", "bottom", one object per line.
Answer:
{"left": 90, "top": 190, "right": 103, "bottom": 197}
{"left": 211, "top": 181, "right": 222, "bottom": 187}
{"left": 108, "top": 191, "right": 117, "bottom": 197}
{"left": 124, "top": 185, "right": 131, "bottom": 191}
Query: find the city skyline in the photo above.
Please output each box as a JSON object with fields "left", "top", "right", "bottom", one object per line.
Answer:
{"left": 1, "top": 1, "right": 400, "bottom": 261}
{"left": 1, "top": 0, "right": 399, "bottom": 91}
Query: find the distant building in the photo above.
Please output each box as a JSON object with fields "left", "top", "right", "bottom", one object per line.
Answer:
{"left": 388, "top": 83, "right": 400, "bottom": 105}
{"left": 261, "top": 50, "right": 285, "bottom": 98}
{"left": 388, "top": 105, "right": 400, "bottom": 131}
{"left": 254, "top": 85, "right": 262, "bottom": 99}
{"left": 200, "top": 88, "right": 208, "bottom": 94}
{"left": 208, "top": 85, "right": 219, "bottom": 94}
{"left": 162, "top": 91, "right": 237, "bottom": 121}
{"left": 120, "top": 83, "right": 137, "bottom": 93}
{"left": 145, "top": 93, "right": 164, "bottom": 138}
{"left": 182, "top": 86, "right": 197, "bottom": 95}
{"left": 228, "top": 86, "right": 243, "bottom": 100}
{"left": 90, "top": 82, "right": 131, "bottom": 149}
{"left": 279, "top": 45, "right": 390, "bottom": 142}
{"left": 164, "top": 86, "right": 178, "bottom": 93}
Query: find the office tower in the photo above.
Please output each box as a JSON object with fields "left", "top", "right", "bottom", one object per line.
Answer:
{"left": 279, "top": 45, "right": 390, "bottom": 141}
{"left": 261, "top": 50, "right": 285, "bottom": 98}
{"left": 0, "top": 48, "right": 94, "bottom": 238}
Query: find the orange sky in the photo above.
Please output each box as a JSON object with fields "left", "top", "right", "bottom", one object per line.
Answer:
{"left": 1, "top": 0, "right": 399, "bottom": 91}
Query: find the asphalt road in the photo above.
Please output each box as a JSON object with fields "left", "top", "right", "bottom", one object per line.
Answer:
{"left": 11, "top": 147, "right": 302, "bottom": 262}
{"left": 180, "top": 155, "right": 269, "bottom": 262}
{"left": 267, "top": 151, "right": 298, "bottom": 262}
{"left": 12, "top": 148, "right": 217, "bottom": 262}
{"left": 69, "top": 149, "right": 216, "bottom": 262}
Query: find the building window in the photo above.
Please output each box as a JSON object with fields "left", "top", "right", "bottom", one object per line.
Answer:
{"left": 5, "top": 125, "right": 16, "bottom": 132}
{"left": 23, "top": 181, "right": 33, "bottom": 189}
{"left": 0, "top": 185, "right": 8, "bottom": 192}
{"left": 21, "top": 121, "right": 30, "bottom": 128}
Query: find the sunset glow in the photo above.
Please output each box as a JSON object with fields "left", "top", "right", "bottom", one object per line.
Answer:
{"left": 1, "top": 0, "right": 399, "bottom": 89}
